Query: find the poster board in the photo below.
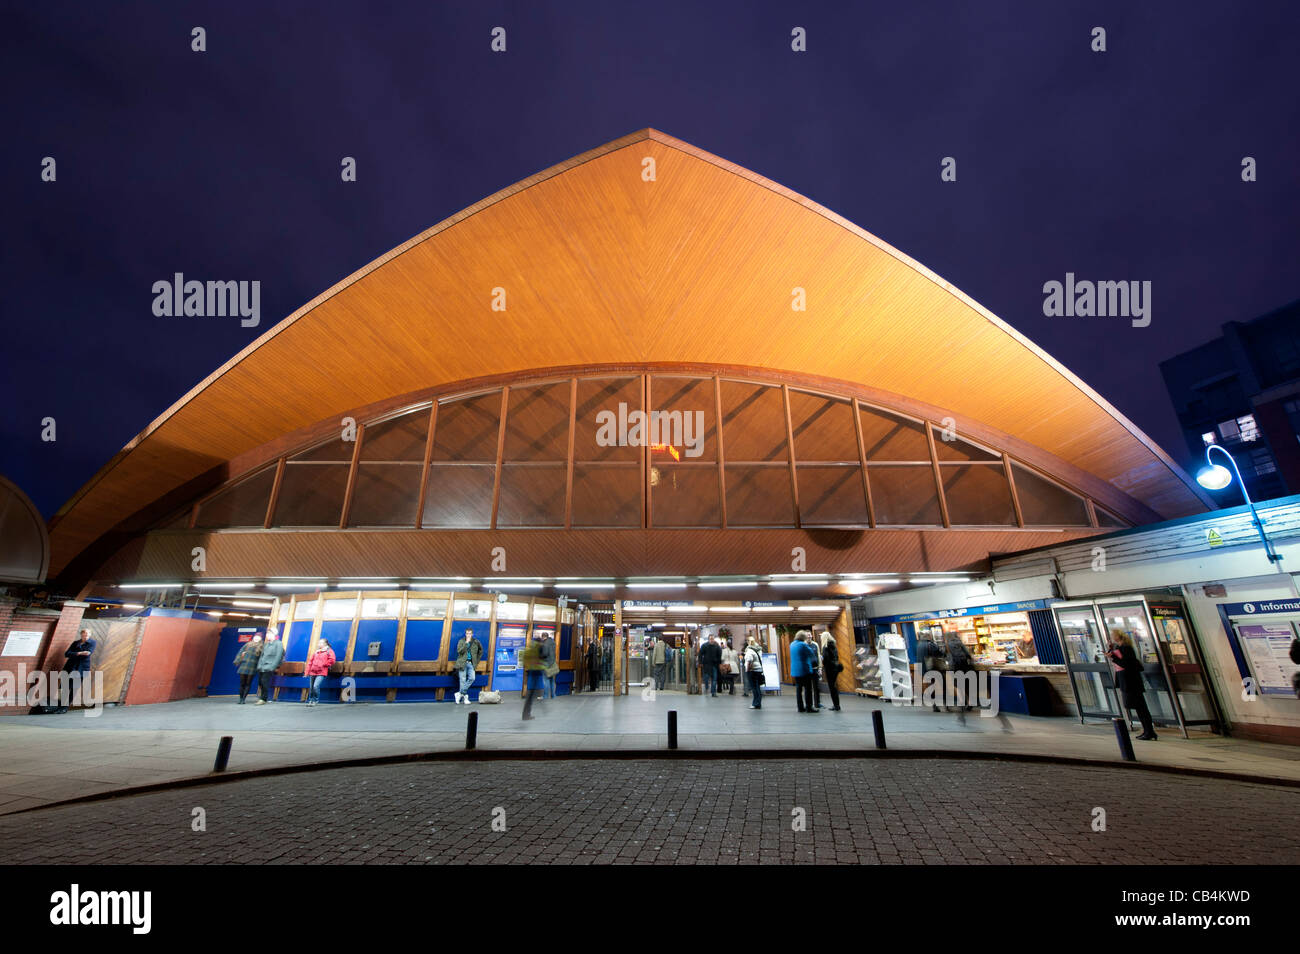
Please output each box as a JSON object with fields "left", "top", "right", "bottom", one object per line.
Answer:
{"left": 759, "top": 652, "right": 781, "bottom": 692}
{"left": 2, "top": 631, "right": 44, "bottom": 657}
{"left": 1236, "top": 622, "right": 1299, "bottom": 696}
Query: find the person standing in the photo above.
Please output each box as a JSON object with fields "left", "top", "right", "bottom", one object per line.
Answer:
{"left": 233, "top": 634, "right": 263, "bottom": 704}
{"left": 454, "top": 627, "right": 483, "bottom": 704}
{"left": 56, "top": 629, "right": 97, "bottom": 712}
{"left": 945, "top": 633, "right": 974, "bottom": 712}
{"left": 305, "top": 638, "right": 335, "bottom": 706}
{"left": 789, "top": 630, "right": 817, "bottom": 713}
{"left": 539, "top": 631, "right": 558, "bottom": 699}
{"left": 521, "top": 635, "right": 545, "bottom": 720}
{"left": 1108, "top": 630, "right": 1157, "bottom": 740}
{"left": 720, "top": 639, "right": 740, "bottom": 696}
{"left": 698, "top": 634, "right": 722, "bottom": 697}
{"left": 254, "top": 629, "right": 286, "bottom": 705}
{"left": 585, "top": 637, "right": 600, "bottom": 692}
{"left": 744, "top": 638, "right": 765, "bottom": 709}
{"left": 821, "top": 633, "right": 843, "bottom": 711}
{"left": 652, "top": 636, "right": 667, "bottom": 691}
{"left": 807, "top": 633, "right": 823, "bottom": 710}
{"left": 916, "top": 626, "right": 945, "bottom": 711}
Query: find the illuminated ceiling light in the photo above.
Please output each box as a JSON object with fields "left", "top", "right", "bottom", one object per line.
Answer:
{"left": 709, "top": 606, "right": 749, "bottom": 612}
{"left": 491, "top": 583, "right": 543, "bottom": 590}
{"left": 232, "top": 600, "right": 274, "bottom": 609}
{"left": 698, "top": 581, "right": 756, "bottom": 588}
{"left": 751, "top": 606, "right": 784, "bottom": 612}
{"left": 121, "top": 603, "right": 144, "bottom": 609}
{"left": 265, "top": 582, "right": 322, "bottom": 590}
{"left": 627, "top": 582, "right": 687, "bottom": 589}
{"left": 667, "top": 605, "right": 708, "bottom": 612}
{"left": 911, "top": 578, "right": 970, "bottom": 584}
{"left": 118, "top": 583, "right": 182, "bottom": 589}
{"left": 798, "top": 605, "right": 836, "bottom": 611}
{"left": 204, "top": 611, "right": 223, "bottom": 617}
{"left": 769, "top": 580, "right": 829, "bottom": 587}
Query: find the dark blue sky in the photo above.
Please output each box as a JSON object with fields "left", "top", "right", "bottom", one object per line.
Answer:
{"left": 3, "top": 0, "right": 1297, "bottom": 519}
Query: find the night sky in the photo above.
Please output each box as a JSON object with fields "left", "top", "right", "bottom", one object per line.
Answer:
{"left": 3, "top": 0, "right": 1298, "bottom": 520}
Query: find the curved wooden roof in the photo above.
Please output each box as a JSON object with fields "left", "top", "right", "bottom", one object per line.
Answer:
{"left": 48, "top": 128, "right": 1210, "bottom": 578}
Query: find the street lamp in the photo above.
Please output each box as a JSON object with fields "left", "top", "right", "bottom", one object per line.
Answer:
{"left": 1196, "top": 444, "right": 1283, "bottom": 565}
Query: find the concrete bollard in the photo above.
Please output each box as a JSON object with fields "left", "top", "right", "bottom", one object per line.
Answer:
{"left": 466, "top": 711, "right": 478, "bottom": 750}
{"left": 213, "top": 735, "right": 233, "bottom": 772}
{"left": 871, "top": 709, "right": 886, "bottom": 750}
{"left": 1112, "top": 717, "right": 1136, "bottom": 762}
{"left": 668, "top": 710, "right": 678, "bottom": 750}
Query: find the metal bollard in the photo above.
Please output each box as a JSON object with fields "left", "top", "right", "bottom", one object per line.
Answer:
{"left": 667, "top": 710, "right": 678, "bottom": 750}
{"left": 1112, "top": 717, "right": 1136, "bottom": 762}
{"left": 213, "top": 735, "right": 233, "bottom": 772}
{"left": 466, "top": 711, "right": 478, "bottom": 750}
{"left": 871, "top": 709, "right": 886, "bottom": 749}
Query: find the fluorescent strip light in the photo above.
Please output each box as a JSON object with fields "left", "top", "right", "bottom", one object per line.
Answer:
{"left": 911, "top": 578, "right": 970, "bottom": 584}
{"left": 118, "top": 583, "right": 182, "bottom": 589}
{"left": 232, "top": 601, "right": 274, "bottom": 609}
{"left": 751, "top": 606, "right": 784, "bottom": 612}
{"left": 709, "top": 606, "right": 749, "bottom": 612}
{"left": 769, "top": 580, "right": 829, "bottom": 587}
{"left": 265, "top": 582, "right": 322, "bottom": 591}
{"left": 667, "top": 605, "right": 708, "bottom": 612}
{"left": 412, "top": 582, "right": 470, "bottom": 590}
{"left": 491, "top": 584, "right": 543, "bottom": 590}
{"left": 121, "top": 603, "right": 144, "bottom": 609}
{"left": 627, "top": 583, "right": 687, "bottom": 589}
{"left": 798, "top": 605, "right": 836, "bottom": 611}
{"left": 698, "top": 581, "right": 755, "bottom": 588}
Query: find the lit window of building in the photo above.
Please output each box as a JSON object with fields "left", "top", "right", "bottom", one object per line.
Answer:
{"left": 1237, "top": 414, "right": 1259, "bottom": 442}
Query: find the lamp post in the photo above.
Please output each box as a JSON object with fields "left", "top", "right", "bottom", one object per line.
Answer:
{"left": 1195, "top": 444, "right": 1283, "bottom": 566}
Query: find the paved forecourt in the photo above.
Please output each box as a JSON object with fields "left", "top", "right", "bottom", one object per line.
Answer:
{"left": 0, "top": 690, "right": 1297, "bottom": 814}
{"left": 1, "top": 757, "right": 1296, "bottom": 865}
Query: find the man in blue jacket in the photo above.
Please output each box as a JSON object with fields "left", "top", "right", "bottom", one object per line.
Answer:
{"left": 254, "top": 629, "right": 286, "bottom": 705}
{"left": 789, "top": 631, "right": 818, "bottom": 714}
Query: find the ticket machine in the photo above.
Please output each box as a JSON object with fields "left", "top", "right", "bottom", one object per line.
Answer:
{"left": 493, "top": 625, "right": 528, "bottom": 693}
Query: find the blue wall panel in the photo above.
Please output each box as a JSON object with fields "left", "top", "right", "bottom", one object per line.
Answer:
{"left": 354, "top": 619, "right": 399, "bottom": 663}
{"left": 403, "top": 620, "right": 444, "bottom": 661}
{"left": 285, "top": 620, "right": 314, "bottom": 662}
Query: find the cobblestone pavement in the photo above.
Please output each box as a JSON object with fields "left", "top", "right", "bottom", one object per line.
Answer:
{"left": 2, "top": 758, "right": 1296, "bottom": 864}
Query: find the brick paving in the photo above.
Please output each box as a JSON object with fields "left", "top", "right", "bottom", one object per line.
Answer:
{"left": 1, "top": 758, "right": 1295, "bottom": 865}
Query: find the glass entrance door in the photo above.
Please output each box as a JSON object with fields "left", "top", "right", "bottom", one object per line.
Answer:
{"left": 1053, "top": 602, "right": 1120, "bottom": 721}
{"left": 1148, "top": 602, "right": 1219, "bottom": 728}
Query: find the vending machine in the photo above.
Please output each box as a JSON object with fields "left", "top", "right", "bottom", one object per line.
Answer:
{"left": 493, "top": 626, "right": 528, "bottom": 693}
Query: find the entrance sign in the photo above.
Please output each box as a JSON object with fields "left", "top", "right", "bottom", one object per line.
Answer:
{"left": 2, "top": 631, "right": 44, "bottom": 657}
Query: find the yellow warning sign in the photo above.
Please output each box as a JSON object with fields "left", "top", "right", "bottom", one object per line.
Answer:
{"left": 1207, "top": 529, "right": 1224, "bottom": 547}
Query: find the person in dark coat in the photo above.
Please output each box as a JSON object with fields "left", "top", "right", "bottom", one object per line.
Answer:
{"left": 55, "top": 629, "right": 97, "bottom": 712}
{"left": 698, "top": 635, "right": 722, "bottom": 697}
{"left": 233, "top": 634, "right": 263, "bottom": 704}
{"left": 821, "top": 634, "right": 843, "bottom": 711}
{"left": 915, "top": 626, "right": 945, "bottom": 711}
{"left": 1108, "top": 630, "right": 1157, "bottom": 740}
{"left": 585, "top": 638, "right": 600, "bottom": 692}
{"left": 254, "top": 630, "right": 286, "bottom": 705}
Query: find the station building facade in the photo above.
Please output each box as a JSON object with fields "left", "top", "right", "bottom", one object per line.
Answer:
{"left": 5, "top": 129, "right": 1225, "bottom": 713}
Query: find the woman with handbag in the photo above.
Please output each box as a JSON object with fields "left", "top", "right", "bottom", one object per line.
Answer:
{"left": 744, "top": 638, "right": 765, "bottom": 709}
{"left": 720, "top": 639, "right": 740, "bottom": 695}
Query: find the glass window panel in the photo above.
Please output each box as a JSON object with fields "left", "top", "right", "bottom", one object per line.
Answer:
{"left": 454, "top": 599, "right": 493, "bottom": 619}
{"left": 361, "top": 598, "right": 401, "bottom": 618}
{"left": 407, "top": 599, "right": 449, "bottom": 618}
{"left": 933, "top": 434, "right": 999, "bottom": 462}
{"left": 504, "top": 382, "right": 570, "bottom": 461}
{"left": 859, "top": 407, "right": 930, "bottom": 461}
{"left": 720, "top": 380, "right": 788, "bottom": 462}
{"left": 533, "top": 603, "right": 557, "bottom": 622}
{"left": 291, "top": 600, "right": 319, "bottom": 620}
{"left": 726, "top": 464, "right": 795, "bottom": 526}
{"left": 195, "top": 466, "right": 276, "bottom": 528}
{"left": 432, "top": 392, "right": 501, "bottom": 462}
{"left": 1095, "top": 506, "right": 1126, "bottom": 527}
{"left": 291, "top": 435, "right": 356, "bottom": 462}
{"left": 796, "top": 465, "right": 869, "bottom": 525}
{"left": 497, "top": 463, "right": 566, "bottom": 527}
{"left": 421, "top": 464, "right": 494, "bottom": 528}
{"left": 649, "top": 377, "right": 717, "bottom": 462}
{"left": 574, "top": 377, "right": 640, "bottom": 461}
{"left": 497, "top": 602, "right": 530, "bottom": 621}
{"left": 789, "top": 392, "right": 858, "bottom": 462}
{"left": 272, "top": 464, "right": 349, "bottom": 527}
{"left": 571, "top": 463, "right": 640, "bottom": 527}
{"left": 348, "top": 463, "right": 421, "bottom": 527}
{"left": 941, "top": 464, "right": 1016, "bottom": 525}
{"left": 868, "top": 465, "right": 942, "bottom": 525}
{"left": 651, "top": 464, "right": 721, "bottom": 527}
{"left": 1011, "top": 463, "right": 1090, "bottom": 526}
{"left": 361, "top": 410, "right": 430, "bottom": 462}
{"left": 322, "top": 599, "right": 356, "bottom": 620}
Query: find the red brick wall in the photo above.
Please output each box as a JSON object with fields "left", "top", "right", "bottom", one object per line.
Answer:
{"left": 123, "top": 614, "right": 222, "bottom": 706}
{"left": 0, "top": 602, "right": 69, "bottom": 715}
